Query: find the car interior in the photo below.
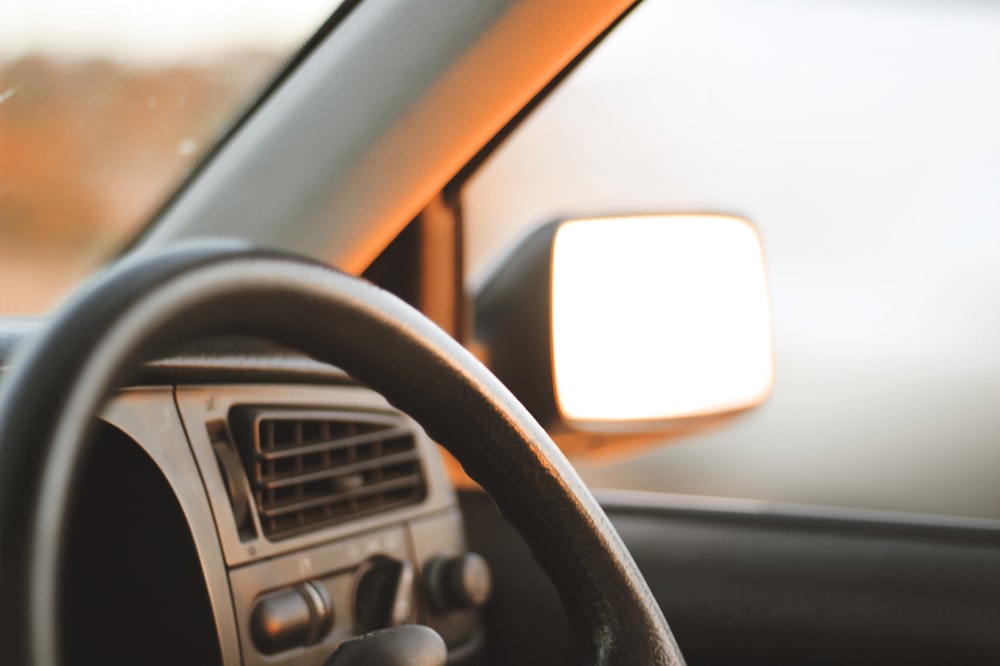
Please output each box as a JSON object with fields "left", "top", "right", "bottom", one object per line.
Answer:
{"left": 1, "top": 1, "right": 998, "bottom": 665}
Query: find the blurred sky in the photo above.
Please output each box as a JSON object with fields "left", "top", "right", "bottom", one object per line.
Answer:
{"left": 0, "top": 0, "right": 342, "bottom": 63}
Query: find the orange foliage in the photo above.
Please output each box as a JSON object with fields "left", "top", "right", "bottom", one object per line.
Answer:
{"left": 0, "top": 54, "right": 277, "bottom": 313}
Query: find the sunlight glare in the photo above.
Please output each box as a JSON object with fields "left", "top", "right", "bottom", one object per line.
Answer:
{"left": 551, "top": 215, "right": 773, "bottom": 426}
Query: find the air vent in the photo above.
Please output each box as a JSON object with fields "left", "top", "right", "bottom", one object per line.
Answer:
{"left": 232, "top": 409, "right": 427, "bottom": 541}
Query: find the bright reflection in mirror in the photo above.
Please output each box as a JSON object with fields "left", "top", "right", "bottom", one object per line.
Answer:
{"left": 551, "top": 214, "right": 773, "bottom": 427}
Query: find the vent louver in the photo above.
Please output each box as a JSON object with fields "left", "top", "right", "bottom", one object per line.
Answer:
{"left": 232, "top": 409, "right": 427, "bottom": 541}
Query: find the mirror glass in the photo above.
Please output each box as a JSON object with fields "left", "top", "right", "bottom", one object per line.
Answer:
{"left": 550, "top": 214, "right": 773, "bottom": 429}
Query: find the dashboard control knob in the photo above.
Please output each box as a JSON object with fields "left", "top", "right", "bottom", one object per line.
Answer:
{"left": 250, "top": 582, "right": 333, "bottom": 655}
{"left": 423, "top": 553, "right": 492, "bottom": 613}
{"left": 354, "top": 557, "right": 415, "bottom": 632}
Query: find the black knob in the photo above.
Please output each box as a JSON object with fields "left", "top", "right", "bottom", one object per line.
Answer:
{"left": 250, "top": 582, "right": 333, "bottom": 655}
{"left": 423, "top": 553, "right": 492, "bottom": 613}
{"left": 354, "top": 557, "right": 415, "bottom": 632}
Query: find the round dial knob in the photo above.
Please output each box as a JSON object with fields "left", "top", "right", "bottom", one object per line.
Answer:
{"left": 423, "top": 553, "right": 492, "bottom": 613}
{"left": 250, "top": 581, "right": 333, "bottom": 655}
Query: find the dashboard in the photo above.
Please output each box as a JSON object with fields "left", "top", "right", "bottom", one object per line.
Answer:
{"left": 4, "top": 304, "right": 999, "bottom": 666}
{"left": 36, "top": 340, "right": 486, "bottom": 665}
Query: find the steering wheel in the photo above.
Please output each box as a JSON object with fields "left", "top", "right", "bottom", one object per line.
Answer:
{"left": 0, "top": 243, "right": 684, "bottom": 665}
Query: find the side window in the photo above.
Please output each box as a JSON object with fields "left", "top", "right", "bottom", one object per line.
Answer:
{"left": 463, "top": 0, "right": 1000, "bottom": 519}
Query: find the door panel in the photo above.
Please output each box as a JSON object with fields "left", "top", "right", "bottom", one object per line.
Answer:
{"left": 459, "top": 490, "right": 1000, "bottom": 665}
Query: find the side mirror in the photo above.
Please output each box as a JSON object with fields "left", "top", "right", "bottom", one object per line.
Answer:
{"left": 474, "top": 214, "right": 773, "bottom": 440}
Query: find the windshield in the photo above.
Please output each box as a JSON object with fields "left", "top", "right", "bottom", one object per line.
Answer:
{"left": 0, "top": 1, "right": 344, "bottom": 314}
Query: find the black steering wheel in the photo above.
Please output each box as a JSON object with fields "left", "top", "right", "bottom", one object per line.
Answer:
{"left": 0, "top": 243, "right": 684, "bottom": 665}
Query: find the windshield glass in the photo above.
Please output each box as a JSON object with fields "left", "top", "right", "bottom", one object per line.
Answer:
{"left": 0, "top": 1, "right": 344, "bottom": 314}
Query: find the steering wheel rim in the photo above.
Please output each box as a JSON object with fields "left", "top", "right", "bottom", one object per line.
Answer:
{"left": 0, "top": 242, "right": 684, "bottom": 665}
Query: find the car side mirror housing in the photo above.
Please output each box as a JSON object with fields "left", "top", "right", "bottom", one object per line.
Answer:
{"left": 474, "top": 214, "right": 774, "bottom": 439}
